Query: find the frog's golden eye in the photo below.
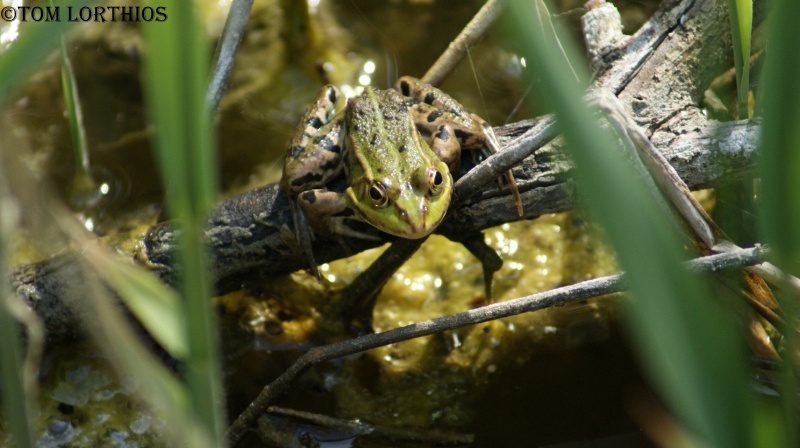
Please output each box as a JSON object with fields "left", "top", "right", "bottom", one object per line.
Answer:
{"left": 368, "top": 181, "right": 389, "bottom": 207}
{"left": 428, "top": 169, "right": 445, "bottom": 196}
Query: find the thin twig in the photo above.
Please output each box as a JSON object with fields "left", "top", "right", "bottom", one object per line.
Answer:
{"left": 421, "top": 0, "right": 505, "bottom": 86}
{"left": 226, "top": 245, "right": 768, "bottom": 445}
{"left": 453, "top": 114, "right": 557, "bottom": 203}
{"left": 262, "top": 406, "right": 474, "bottom": 445}
{"left": 206, "top": 0, "right": 254, "bottom": 114}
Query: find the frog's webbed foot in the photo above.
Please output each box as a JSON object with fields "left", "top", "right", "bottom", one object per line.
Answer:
{"left": 325, "top": 217, "right": 382, "bottom": 263}
{"left": 451, "top": 232, "right": 503, "bottom": 302}
{"left": 288, "top": 199, "right": 322, "bottom": 279}
{"left": 480, "top": 121, "right": 524, "bottom": 217}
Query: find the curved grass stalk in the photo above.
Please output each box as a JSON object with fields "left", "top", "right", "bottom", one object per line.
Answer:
{"left": 58, "top": 32, "right": 97, "bottom": 200}
{"left": 758, "top": 0, "right": 800, "bottom": 445}
{"left": 141, "top": 0, "right": 225, "bottom": 444}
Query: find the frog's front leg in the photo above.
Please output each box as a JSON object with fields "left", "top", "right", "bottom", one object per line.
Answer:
{"left": 295, "top": 189, "right": 346, "bottom": 233}
{"left": 283, "top": 189, "right": 346, "bottom": 279}
{"left": 296, "top": 189, "right": 381, "bottom": 242}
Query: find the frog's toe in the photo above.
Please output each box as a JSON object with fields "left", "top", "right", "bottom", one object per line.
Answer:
{"left": 330, "top": 217, "right": 382, "bottom": 241}
{"left": 289, "top": 201, "right": 322, "bottom": 278}
{"left": 300, "top": 235, "right": 321, "bottom": 279}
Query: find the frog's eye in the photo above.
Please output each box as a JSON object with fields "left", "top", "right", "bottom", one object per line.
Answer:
{"left": 368, "top": 181, "right": 389, "bottom": 207}
{"left": 428, "top": 169, "right": 445, "bottom": 196}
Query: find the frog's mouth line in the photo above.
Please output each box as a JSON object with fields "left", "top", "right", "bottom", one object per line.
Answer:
{"left": 378, "top": 200, "right": 448, "bottom": 240}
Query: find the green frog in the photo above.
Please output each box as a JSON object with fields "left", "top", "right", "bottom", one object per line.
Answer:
{"left": 281, "top": 76, "right": 520, "bottom": 278}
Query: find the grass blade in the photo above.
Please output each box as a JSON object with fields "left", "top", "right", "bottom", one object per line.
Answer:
{"left": 727, "top": 0, "right": 752, "bottom": 119}
{"left": 758, "top": 0, "right": 800, "bottom": 282}
{"left": 58, "top": 34, "right": 96, "bottom": 198}
{"left": 757, "top": 0, "right": 800, "bottom": 445}
{"left": 52, "top": 200, "right": 214, "bottom": 447}
{"left": 81, "top": 244, "right": 188, "bottom": 358}
{"left": 141, "top": 0, "right": 225, "bottom": 444}
{"left": 507, "top": 1, "right": 753, "bottom": 445}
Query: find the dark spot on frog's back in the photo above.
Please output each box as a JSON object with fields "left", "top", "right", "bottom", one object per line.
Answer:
{"left": 399, "top": 80, "right": 411, "bottom": 96}
{"left": 454, "top": 129, "right": 471, "bottom": 141}
{"left": 307, "top": 116, "right": 324, "bottom": 129}
{"left": 424, "top": 92, "right": 436, "bottom": 105}
{"left": 288, "top": 145, "right": 305, "bottom": 159}
{"left": 314, "top": 136, "right": 337, "bottom": 151}
{"left": 370, "top": 134, "right": 380, "bottom": 146}
{"left": 398, "top": 144, "right": 407, "bottom": 153}
{"left": 435, "top": 127, "right": 449, "bottom": 142}
{"left": 321, "top": 158, "right": 339, "bottom": 171}
{"left": 397, "top": 101, "right": 408, "bottom": 113}
{"left": 292, "top": 172, "right": 324, "bottom": 187}
{"left": 327, "top": 87, "right": 337, "bottom": 103}
{"left": 427, "top": 110, "right": 445, "bottom": 123}
{"left": 300, "top": 191, "right": 317, "bottom": 204}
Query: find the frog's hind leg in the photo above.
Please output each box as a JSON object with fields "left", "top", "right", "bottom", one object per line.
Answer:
{"left": 295, "top": 189, "right": 381, "bottom": 267}
{"left": 292, "top": 85, "right": 343, "bottom": 149}
{"left": 429, "top": 124, "right": 461, "bottom": 174}
{"left": 394, "top": 76, "right": 523, "bottom": 216}
{"left": 451, "top": 232, "right": 503, "bottom": 302}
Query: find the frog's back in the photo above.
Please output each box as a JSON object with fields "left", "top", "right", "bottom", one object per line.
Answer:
{"left": 345, "top": 88, "right": 434, "bottom": 182}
